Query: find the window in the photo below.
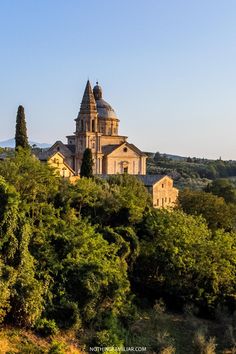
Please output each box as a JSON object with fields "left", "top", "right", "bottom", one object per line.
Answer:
{"left": 92, "top": 120, "right": 95, "bottom": 132}
{"left": 162, "top": 198, "right": 164, "bottom": 206}
{"left": 124, "top": 167, "right": 128, "bottom": 173}
{"left": 157, "top": 199, "right": 159, "bottom": 206}
{"left": 165, "top": 197, "right": 167, "bottom": 202}
{"left": 57, "top": 146, "right": 60, "bottom": 151}
{"left": 81, "top": 120, "right": 84, "bottom": 131}
{"left": 123, "top": 147, "right": 127, "bottom": 152}
{"left": 169, "top": 198, "right": 171, "bottom": 203}
{"left": 162, "top": 183, "right": 164, "bottom": 188}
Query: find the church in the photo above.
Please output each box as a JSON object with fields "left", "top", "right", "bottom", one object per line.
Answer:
{"left": 45, "top": 80, "right": 147, "bottom": 176}
{"left": 36, "top": 80, "right": 178, "bottom": 209}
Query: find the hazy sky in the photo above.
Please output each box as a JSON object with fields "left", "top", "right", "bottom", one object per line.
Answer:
{"left": 1, "top": 0, "right": 236, "bottom": 159}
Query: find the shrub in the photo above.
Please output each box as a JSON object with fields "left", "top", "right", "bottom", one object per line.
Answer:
{"left": 154, "top": 331, "right": 175, "bottom": 353}
{"left": 35, "top": 318, "right": 58, "bottom": 337}
{"left": 193, "top": 330, "right": 217, "bottom": 354}
{"left": 48, "top": 341, "right": 67, "bottom": 354}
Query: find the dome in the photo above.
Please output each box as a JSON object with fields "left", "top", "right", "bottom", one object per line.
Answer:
{"left": 96, "top": 98, "right": 118, "bottom": 119}
{"left": 93, "top": 83, "right": 102, "bottom": 100}
{"left": 93, "top": 83, "right": 118, "bottom": 120}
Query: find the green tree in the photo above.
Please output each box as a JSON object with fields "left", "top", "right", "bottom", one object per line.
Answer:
{"left": 15, "top": 105, "right": 29, "bottom": 150}
{"left": 9, "top": 222, "right": 43, "bottom": 327}
{"left": 133, "top": 209, "right": 236, "bottom": 312}
{"left": 205, "top": 179, "right": 236, "bottom": 204}
{"left": 0, "top": 149, "right": 59, "bottom": 209}
{"left": 178, "top": 189, "right": 235, "bottom": 231}
{"left": 80, "top": 148, "right": 93, "bottom": 178}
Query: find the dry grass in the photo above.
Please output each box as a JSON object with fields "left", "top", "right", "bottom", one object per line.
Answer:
{"left": 0, "top": 337, "right": 13, "bottom": 354}
{"left": 0, "top": 326, "right": 84, "bottom": 354}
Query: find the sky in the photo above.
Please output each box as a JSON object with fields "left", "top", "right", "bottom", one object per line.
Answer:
{"left": 0, "top": 0, "right": 236, "bottom": 159}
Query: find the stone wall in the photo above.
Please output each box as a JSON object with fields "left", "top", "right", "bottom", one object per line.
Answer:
{"left": 152, "top": 176, "right": 178, "bottom": 208}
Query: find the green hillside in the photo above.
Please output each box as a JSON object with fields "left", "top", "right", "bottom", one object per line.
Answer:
{"left": 0, "top": 149, "right": 236, "bottom": 353}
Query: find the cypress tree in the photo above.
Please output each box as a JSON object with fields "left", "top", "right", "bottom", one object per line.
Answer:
{"left": 80, "top": 148, "right": 94, "bottom": 178}
{"left": 15, "top": 105, "right": 29, "bottom": 150}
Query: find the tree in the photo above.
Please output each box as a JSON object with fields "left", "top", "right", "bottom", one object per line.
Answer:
{"left": 205, "top": 179, "right": 236, "bottom": 204}
{"left": 15, "top": 105, "right": 29, "bottom": 150}
{"left": 178, "top": 189, "right": 235, "bottom": 231}
{"left": 133, "top": 209, "right": 236, "bottom": 312}
{"left": 80, "top": 148, "right": 93, "bottom": 178}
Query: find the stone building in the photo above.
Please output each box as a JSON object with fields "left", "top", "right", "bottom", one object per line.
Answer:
{"left": 138, "top": 175, "right": 179, "bottom": 208}
{"left": 45, "top": 80, "right": 146, "bottom": 176}
{"left": 35, "top": 80, "right": 178, "bottom": 208}
{"left": 47, "top": 151, "right": 75, "bottom": 178}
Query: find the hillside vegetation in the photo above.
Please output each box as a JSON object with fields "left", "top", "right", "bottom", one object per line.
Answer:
{"left": 0, "top": 149, "right": 236, "bottom": 353}
{"left": 147, "top": 152, "right": 236, "bottom": 190}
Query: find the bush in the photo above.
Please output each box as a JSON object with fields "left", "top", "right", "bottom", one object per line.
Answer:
{"left": 35, "top": 318, "right": 58, "bottom": 337}
{"left": 154, "top": 331, "right": 175, "bottom": 353}
{"left": 193, "top": 330, "right": 216, "bottom": 354}
{"left": 48, "top": 341, "right": 67, "bottom": 354}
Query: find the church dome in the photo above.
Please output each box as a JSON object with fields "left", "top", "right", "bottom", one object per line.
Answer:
{"left": 93, "top": 83, "right": 118, "bottom": 119}
{"left": 93, "top": 83, "right": 102, "bottom": 100}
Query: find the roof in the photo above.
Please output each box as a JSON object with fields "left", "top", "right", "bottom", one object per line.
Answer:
{"left": 33, "top": 149, "right": 50, "bottom": 161}
{"left": 77, "top": 80, "right": 97, "bottom": 117}
{"left": 93, "top": 83, "right": 118, "bottom": 120}
{"left": 96, "top": 98, "right": 118, "bottom": 119}
{"left": 48, "top": 141, "right": 73, "bottom": 155}
{"left": 126, "top": 143, "right": 147, "bottom": 157}
{"left": 35, "top": 141, "right": 73, "bottom": 161}
{"left": 65, "top": 144, "right": 76, "bottom": 154}
{"left": 102, "top": 144, "right": 121, "bottom": 155}
{"left": 97, "top": 174, "right": 171, "bottom": 187}
{"left": 136, "top": 174, "right": 168, "bottom": 186}
{"left": 102, "top": 142, "right": 147, "bottom": 157}
{"left": 48, "top": 152, "right": 75, "bottom": 174}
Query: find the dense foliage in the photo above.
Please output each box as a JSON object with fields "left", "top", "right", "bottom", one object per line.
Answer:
{"left": 147, "top": 152, "right": 236, "bottom": 191}
{"left": 0, "top": 149, "right": 236, "bottom": 352}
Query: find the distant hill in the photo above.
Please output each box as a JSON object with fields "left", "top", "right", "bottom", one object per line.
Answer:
{"left": 144, "top": 151, "right": 187, "bottom": 161}
{"left": 0, "top": 138, "right": 51, "bottom": 149}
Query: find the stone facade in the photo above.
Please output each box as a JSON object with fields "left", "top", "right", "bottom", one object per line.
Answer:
{"left": 47, "top": 152, "right": 75, "bottom": 178}
{"left": 137, "top": 175, "right": 179, "bottom": 208}
{"left": 152, "top": 176, "right": 178, "bottom": 208}
{"left": 46, "top": 80, "right": 146, "bottom": 176}
{"left": 34, "top": 80, "right": 179, "bottom": 209}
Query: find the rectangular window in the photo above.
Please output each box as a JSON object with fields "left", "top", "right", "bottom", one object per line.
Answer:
{"left": 162, "top": 198, "right": 164, "bottom": 206}
{"left": 169, "top": 198, "right": 171, "bottom": 203}
{"left": 157, "top": 199, "right": 159, "bottom": 206}
{"left": 124, "top": 167, "right": 128, "bottom": 173}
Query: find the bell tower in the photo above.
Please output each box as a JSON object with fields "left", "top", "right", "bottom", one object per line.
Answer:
{"left": 75, "top": 80, "right": 102, "bottom": 174}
